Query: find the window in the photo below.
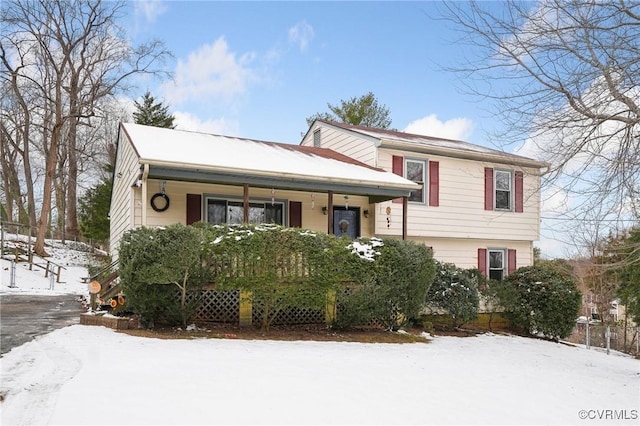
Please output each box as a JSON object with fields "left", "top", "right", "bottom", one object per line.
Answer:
{"left": 485, "top": 168, "right": 523, "bottom": 212}
{"left": 313, "top": 129, "right": 321, "bottom": 147}
{"left": 488, "top": 249, "right": 505, "bottom": 281}
{"left": 495, "top": 170, "right": 512, "bottom": 210}
{"left": 405, "top": 159, "right": 426, "bottom": 203}
{"left": 479, "top": 247, "right": 516, "bottom": 279}
{"left": 393, "top": 156, "right": 439, "bottom": 206}
{"left": 206, "top": 198, "right": 284, "bottom": 225}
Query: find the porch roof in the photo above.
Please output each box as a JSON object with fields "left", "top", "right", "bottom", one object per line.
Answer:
{"left": 120, "top": 123, "right": 419, "bottom": 202}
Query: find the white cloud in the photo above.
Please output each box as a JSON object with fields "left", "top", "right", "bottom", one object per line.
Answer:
{"left": 541, "top": 185, "right": 570, "bottom": 216}
{"left": 403, "top": 114, "right": 474, "bottom": 141}
{"left": 288, "top": 21, "right": 315, "bottom": 53}
{"left": 134, "top": 0, "right": 167, "bottom": 24}
{"left": 162, "top": 37, "right": 256, "bottom": 105}
{"left": 173, "top": 111, "right": 239, "bottom": 136}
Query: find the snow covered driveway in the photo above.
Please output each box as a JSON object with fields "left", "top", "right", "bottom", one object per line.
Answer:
{"left": 1, "top": 325, "right": 638, "bottom": 425}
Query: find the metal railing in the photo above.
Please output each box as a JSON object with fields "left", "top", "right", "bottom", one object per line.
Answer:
{"left": 568, "top": 322, "right": 639, "bottom": 356}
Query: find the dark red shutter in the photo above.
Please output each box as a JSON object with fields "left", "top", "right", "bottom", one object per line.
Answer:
{"left": 429, "top": 161, "right": 439, "bottom": 207}
{"left": 478, "top": 248, "right": 488, "bottom": 277}
{"left": 289, "top": 201, "right": 302, "bottom": 228}
{"left": 484, "top": 168, "right": 494, "bottom": 211}
{"left": 186, "top": 194, "right": 202, "bottom": 225}
{"left": 508, "top": 249, "right": 517, "bottom": 274}
{"left": 392, "top": 155, "right": 404, "bottom": 204}
{"left": 514, "top": 171, "right": 524, "bottom": 213}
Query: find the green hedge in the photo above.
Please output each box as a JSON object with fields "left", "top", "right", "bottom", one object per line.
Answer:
{"left": 119, "top": 223, "right": 437, "bottom": 331}
{"left": 199, "top": 223, "right": 352, "bottom": 330}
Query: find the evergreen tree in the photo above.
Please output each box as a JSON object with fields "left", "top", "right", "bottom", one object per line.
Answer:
{"left": 611, "top": 227, "right": 640, "bottom": 325}
{"left": 306, "top": 92, "right": 392, "bottom": 129}
{"left": 78, "top": 171, "right": 112, "bottom": 242}
{"left": 132, "top": 91, "right": 176, "bottom": 128}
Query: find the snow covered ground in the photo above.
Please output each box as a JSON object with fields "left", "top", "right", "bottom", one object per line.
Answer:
{"left": 1, "top": 239, "right": 639, "bottom": 425}
{"left": 1, "top": 327, "right": 638, "bottom": 425}
{"left": 1, "top": 237, "right": 94, "bottom": 297}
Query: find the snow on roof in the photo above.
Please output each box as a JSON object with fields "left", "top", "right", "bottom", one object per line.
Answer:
{"left": 120, "top": 123, "right": 417, "bottom": 189}
{"left": 320, "top": 120, "right": 548, "bottom": 167}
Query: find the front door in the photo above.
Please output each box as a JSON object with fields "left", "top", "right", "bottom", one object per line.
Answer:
{"left": 333, "top": 207, "right": 360, "bottom": 239}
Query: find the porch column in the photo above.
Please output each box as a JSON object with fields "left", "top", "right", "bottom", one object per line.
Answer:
{"left": 327, "top": 190, "right": 334, "bottom": 234}
{"left": 402, "top": 196, "right": 408, "bottom": 240}
{"left": 243, "top": 183, "right": 249, "bottom": 223}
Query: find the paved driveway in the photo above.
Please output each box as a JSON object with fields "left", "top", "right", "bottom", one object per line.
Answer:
{"left": 0, "top": 294, "right": 84, "bottom": 355}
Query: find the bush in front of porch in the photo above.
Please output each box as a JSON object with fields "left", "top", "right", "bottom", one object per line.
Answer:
{"left": 118, "top": 223, "right": 437, "bottom": 331}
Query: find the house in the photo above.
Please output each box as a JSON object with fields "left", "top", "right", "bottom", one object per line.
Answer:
{"left": 110, "top": 120, "right": 548, "bottom": 282}
{"left": 300, "top": 120, "right": 550, "bottom": 279}
{"left": 109, "top": 122, "right": 420, "bottom": 262}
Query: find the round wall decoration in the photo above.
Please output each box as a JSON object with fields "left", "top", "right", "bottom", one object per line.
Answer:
{"left": 150, "top": 192, "right": 170, "bottom": 212}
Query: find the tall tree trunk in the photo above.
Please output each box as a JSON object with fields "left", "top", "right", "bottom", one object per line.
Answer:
{"left": 54, "top": 174, "right": 65, "bottom": 241}
{"left": 0, "top": 127, "right": 17, "bottom": 222}
{"left": 55, "top": 127, "right": 67, "bottom": 242}
{"left": 65, "top": 119, "right": 79, "bottom": 240}
{"left": 34, "top": 87, "right": 63, "bottom": 257}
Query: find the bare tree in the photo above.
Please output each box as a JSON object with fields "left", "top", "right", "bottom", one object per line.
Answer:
{"left": 438, "top": 0, "right": 640, "bottom": 250}
{"left": 1, "top": 0, "right": 171, "bottom": 255}
{"left": 0, "top": 53, "right": 39, "bottom": 231}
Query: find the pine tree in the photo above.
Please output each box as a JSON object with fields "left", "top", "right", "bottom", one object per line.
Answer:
{"left": 78, "top": 171, "right": 112, "bottom": 242}
{"left": 132, "top": 91, "right": 176, "bottom": 128}
{"left": 306, "top": 92, "right": 392, "bottom": 129}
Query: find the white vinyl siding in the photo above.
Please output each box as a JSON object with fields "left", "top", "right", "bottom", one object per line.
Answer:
{"left": 109, "top": 133, "right": 141, "bottom": 262}
{"left": 375, "top": 149, "right": 541, "bottom": 242}
{"left": 405, "top": 237, "right": 533, "bottom": 272}
{"left": 301, "top": 124, "right": 377, "bottom": 166}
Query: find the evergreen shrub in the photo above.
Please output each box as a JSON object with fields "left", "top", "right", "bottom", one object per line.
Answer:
{"left": 424, "top": 262, "right": 480, "bottom": 329}
{"left": 500, "top": 263, "right": 581, "bottom": 340}
{"left": 119, "top": 224, "right": 210, "bottom": 327}
{"left": 336, "top": 238, "right": 436, "bottom": 330}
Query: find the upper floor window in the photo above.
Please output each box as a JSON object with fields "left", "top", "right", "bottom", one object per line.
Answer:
{"left": 313, "top": 129, "right": 321, "bottom": 147}
{"left": 405, "top": 159, "right": 426, "bottom": 203}
{"left": 495, "top": 170, "right": 512, "bottom": 210}
{"left": 485, "top": 167, "right": 523, "bottom": 212}
{"left": 206, "top": 198, "right": 284, "bottom": 225}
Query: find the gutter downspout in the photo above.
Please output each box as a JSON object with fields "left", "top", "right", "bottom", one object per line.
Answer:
{"left": 141, "top": 163, "right": 149, "bottom": 227}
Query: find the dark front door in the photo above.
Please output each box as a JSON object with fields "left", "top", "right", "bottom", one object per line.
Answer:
{"left": 333, "top": 207, "right": 360, "bottom": 239}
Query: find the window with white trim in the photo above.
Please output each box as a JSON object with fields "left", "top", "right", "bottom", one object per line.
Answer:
{"left": 495, "top": 170, "right": 512, "bottom": 210}
{"left": 488, "top": 249, "right": 506, "bottom": 281}
{"left": 405, "top": 159, "right": 426, "bottom": 203}
{"left": 206, "top": 198, "right": 285, "bottom": 225}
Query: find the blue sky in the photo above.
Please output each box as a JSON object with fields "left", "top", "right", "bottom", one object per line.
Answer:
{"left": 123, "top": 1, "right": 570, "bottom": 258}
{"left": 127, "top": 1, "right": 499, "bottom": 145}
